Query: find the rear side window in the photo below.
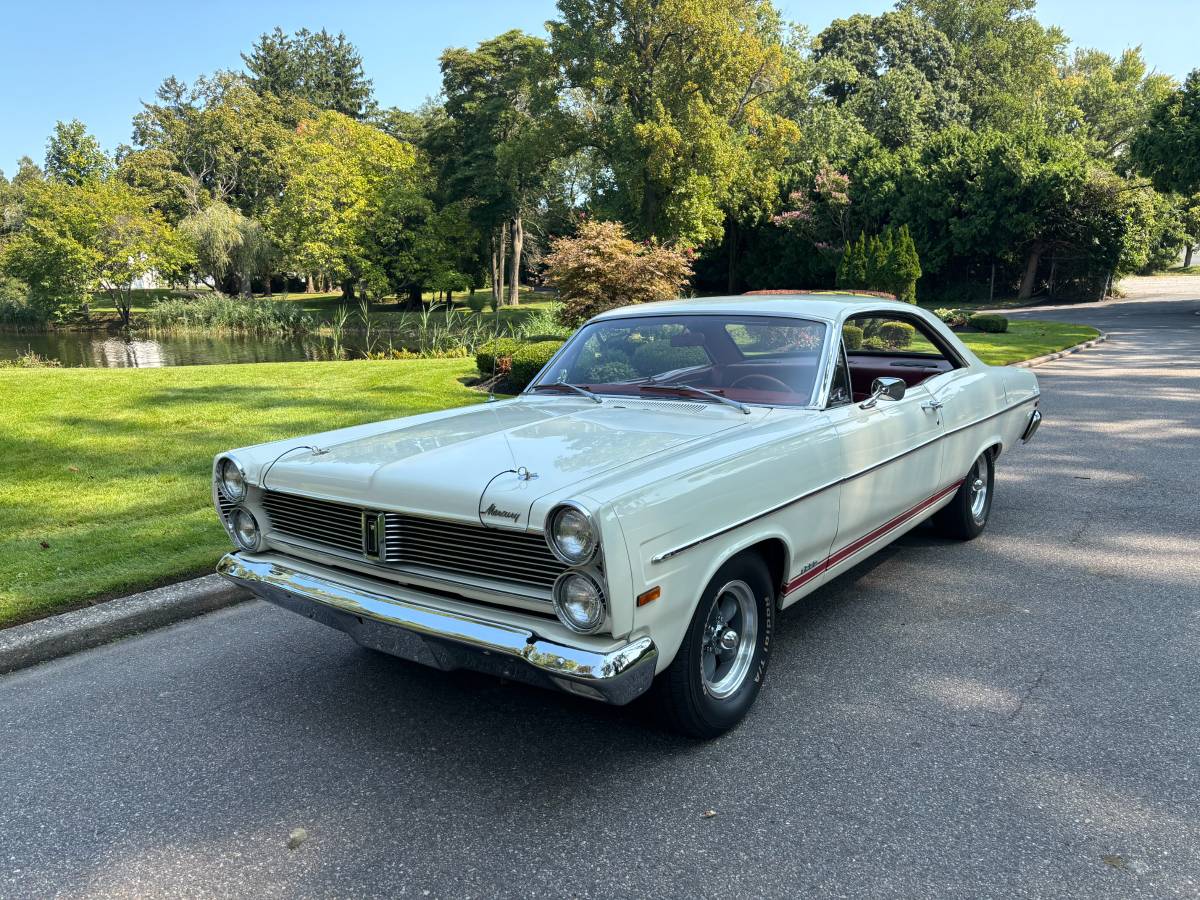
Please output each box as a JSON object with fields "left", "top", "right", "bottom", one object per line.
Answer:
{"left": 844, "top": 313, "right": 959, "bottom": 364}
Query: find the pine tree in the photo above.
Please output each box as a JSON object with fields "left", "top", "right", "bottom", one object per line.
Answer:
{"left": 893, "top": 224, "right": 922, "bottom": 303}
{"left": 836, "top": 242, "right": 853, "bottom": 288}
{"left": 865, "top": 233, "right": 885, "bottom": 291}
{"left": 880, "top": 227, "right": 897, "bottom": 297}
{"left": 846, "top": 232, "right": 868, "bottom": 288}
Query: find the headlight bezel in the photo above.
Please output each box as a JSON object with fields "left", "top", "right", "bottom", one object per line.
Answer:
{"left": 216, "top": 456, "right": 247, "bottom": 503}
{"left": 544, "top": 501, "right": 599, "bottom": 565}
{"left": 230, "top": 507, "right": 262, "bottom": 551}
{"left": 552, "top": 570, "right": 607, "bottom": 635}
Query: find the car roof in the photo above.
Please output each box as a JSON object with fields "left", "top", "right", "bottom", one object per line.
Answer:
{"left": 590, "top": 293, "right": 922, "bottom": 323}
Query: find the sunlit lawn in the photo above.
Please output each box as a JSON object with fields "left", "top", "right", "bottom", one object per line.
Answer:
{"left": 0, "top": 358, "right": 485, "bottom": 628}
{"left": 951, "top": 320, "right": 1099, "bottom": 365}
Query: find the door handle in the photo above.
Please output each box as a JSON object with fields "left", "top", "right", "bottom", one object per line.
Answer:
{"left": 922, "top": 400, "right": 944, "bottom": 412}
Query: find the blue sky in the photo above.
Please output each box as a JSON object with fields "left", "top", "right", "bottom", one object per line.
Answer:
{"left": 2, "top": 0, "right": 1196, "bottom": 176}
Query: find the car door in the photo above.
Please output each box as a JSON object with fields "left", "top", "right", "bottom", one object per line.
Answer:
{"left": 921, "top": 362, "right": 1007, "bottom": 485}
{"left": 822, "top": 326, "right": 946, "bottom": 575}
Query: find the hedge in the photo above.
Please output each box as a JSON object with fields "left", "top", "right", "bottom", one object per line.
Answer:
{"left": 842, "top": 324, "right": 864, "bottom": 350}
{"left": 631, "top": 341, "right": 708, "bottom": 376}
{"left": 878, "top": 321, "right": 915, "bottom": 348}
{"left": 510, "top": 340, "right": 566, "bottom": 390}
{"left": 969, "top": 314, "right": 1009, "bottom": 333}
{"left": 475, "top": 338, "right": 522, "bottom": 377}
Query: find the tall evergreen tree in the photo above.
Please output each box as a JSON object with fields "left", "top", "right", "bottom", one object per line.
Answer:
{"left": 243, "top": 28, "right": 375, "bottom": 119}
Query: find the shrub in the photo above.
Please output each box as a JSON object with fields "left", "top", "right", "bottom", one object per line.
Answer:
{"left": 862, "top": 336, "right": 888, "bottom": 350}
{"left": 933, "top": 308, "right": 969, "bottom": 328}
{"left": 878, "top": 321, "right": 915, "bottom": 348}
{"left": 0, "top": 350, "right": 62, "bottom": 368}
{"left": 475, "top": 337, "right": 522, "bottom": 376}
{"left": 518, "top": 305, "right": 573, "bottom": 341}
{"left": 465, "top": 293, "right": 488, "bottom": 314}
{"left": 631, "top": 340, "right": 709, "bottom": 376}
{"left": 586, "top": 360, "right": 639, "bottom": 383}
{"left": 842, "top": 324, "right": 864, "bottom": 349}
{"left": 546, "top": 221, "right": 693, "bottom": 327}
{"left": 509, "top": 341, "right": 565, "bottom": 391}
{"left": 144, "top": 295, "right": 314, "bottom": 335}
{"left": 969, "top": 314, "right": 1009, "bottom": 333}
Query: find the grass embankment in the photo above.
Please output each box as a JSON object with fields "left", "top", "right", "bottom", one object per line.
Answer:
{"left": 953, "top": 320, "right": 1099, "bottom": 365}
{"left": 0, "top": 359, "right": 484, "bottom": 628}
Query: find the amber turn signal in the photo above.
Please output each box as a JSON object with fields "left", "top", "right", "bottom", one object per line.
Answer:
{"left": 636, "top": 586, "right": 661, "bottom": 607}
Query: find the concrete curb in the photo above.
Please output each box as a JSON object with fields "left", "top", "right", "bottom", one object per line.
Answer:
{"left": 0, "top": 575, "right": 249, "bottom": 675}
{"left": 1010, "top": 332, "right": 1109, "bottom": 369}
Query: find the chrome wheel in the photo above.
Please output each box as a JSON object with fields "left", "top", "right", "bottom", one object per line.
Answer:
{"left": 969, "top": 456, "right": 989, "bottom": 523}
{"left": 700, "top": 580, "right": 758, "bottom": 699}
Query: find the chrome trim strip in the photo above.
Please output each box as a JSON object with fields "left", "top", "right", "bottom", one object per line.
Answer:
{"left": 218, "top": 553, "right": 658, "bottom": 705}
{"left": 651, "top": 395, "right": 1040, "bottom": 563}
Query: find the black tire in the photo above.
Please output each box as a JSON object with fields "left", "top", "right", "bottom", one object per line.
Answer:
{"left": 932, "top": 450, "right": 995, "bottom": 540}
{"left": 652, "top": 553, "right": 774, "bottom": 738}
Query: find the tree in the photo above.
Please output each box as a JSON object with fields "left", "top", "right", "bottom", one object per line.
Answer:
{"left": 1060, "top": 48, "right": 1175, "bottom": 161}
{"left": 900, "top": 0, "right": 1067, "bottom": 128}
{"left": 546, "top": 220, "right": 693, "bottom": 326}
{"left": 132, "top": 72, "right": 307, "bottom": 217}
{"left": 1132, "top": 70, "right": 1200, "bottom": 196}
{"left": 439, "top": 31, "right": 563, "bottom": 306}
{"left": 243, "top": 27, "right": 375, "bottom": 119}
{"left": 890, "top": 224, "right": 922, "bottom": 301}
{"left": 179, "top": 201, "right": 272, "bottom": 296}
{"left": 813, "top": 10, "right": 969, "bottom": 148}
{"left": 44, "top": 120, "right": 110, "bottom": 185}
{"left": 272, "top": 111, "right": 419, "bottom": 301}
{"left": 1, "top": 178, "right": 191, "bottom": 324}
{"left": 1179, "top": 194, "right": 1200, "bottom": 268}
{"left": 550, "top": 0, "right": 796, "bottom": 246}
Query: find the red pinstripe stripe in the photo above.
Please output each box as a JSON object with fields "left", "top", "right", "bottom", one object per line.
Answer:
{"left": 784, "top": 479, "right": 964, "bottom": 595}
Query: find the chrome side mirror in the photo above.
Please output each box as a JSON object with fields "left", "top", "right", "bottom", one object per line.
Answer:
{"left": 860, "top": 376, "right": 906, "bottom": 409}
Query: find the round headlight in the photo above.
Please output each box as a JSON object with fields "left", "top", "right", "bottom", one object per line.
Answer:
{"left": 217, "top": 458, "right": 246, "bottom": 503}
{"left": 547, "top": 504, "right": 598, "bottom": 564}
{"left": 553, "top": 572, "right": 606, "bottom": 634}
{"left": 231, "top": 508, "right": 260, "bottom": 551}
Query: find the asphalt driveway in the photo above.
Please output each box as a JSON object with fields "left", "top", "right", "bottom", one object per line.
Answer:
{"left": 2, "top": 294, "right": 1198, "bottom": 898}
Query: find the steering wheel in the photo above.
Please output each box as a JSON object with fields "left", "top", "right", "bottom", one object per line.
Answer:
{"left": 729, "top": 373, "right": 791, "bottom": 393}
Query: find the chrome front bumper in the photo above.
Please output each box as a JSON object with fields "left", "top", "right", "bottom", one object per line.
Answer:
{"left": 217, "top": 553, "right": 658, "bottom": 705}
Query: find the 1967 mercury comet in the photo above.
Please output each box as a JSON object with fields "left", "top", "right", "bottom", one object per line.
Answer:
{"left": 215, "top": 294, "right": 1041, "bottom": 737}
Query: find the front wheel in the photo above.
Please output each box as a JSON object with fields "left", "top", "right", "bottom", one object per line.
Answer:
{"left": 652, "top": 553, "right": 774, "bottom": 738}
{"left": 932, "top": 450, "right": 995, "bottom": 540}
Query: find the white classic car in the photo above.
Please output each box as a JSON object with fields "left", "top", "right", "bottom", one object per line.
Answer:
{"left": 215, "top": 294, "right": 1041, "bottom": 737}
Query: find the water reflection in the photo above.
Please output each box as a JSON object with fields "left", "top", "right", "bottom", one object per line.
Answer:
{"left": 0, "top": 331, "right": 365, "bottom": 368}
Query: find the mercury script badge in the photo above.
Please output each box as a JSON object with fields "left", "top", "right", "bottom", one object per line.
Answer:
{"left": 482, "top": 503, "right": 520, "bottom": 523}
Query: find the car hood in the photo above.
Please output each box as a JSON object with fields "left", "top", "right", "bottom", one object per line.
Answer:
{"left": 254, "top": 398, "right": 757, "bottom": 529}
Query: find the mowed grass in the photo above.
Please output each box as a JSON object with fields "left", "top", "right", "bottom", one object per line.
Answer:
{"left": 0, "top": 359, "right": 485, "bottom": 627}
{"left": 956, "top": 320, "right": 1099, "bottom": 365}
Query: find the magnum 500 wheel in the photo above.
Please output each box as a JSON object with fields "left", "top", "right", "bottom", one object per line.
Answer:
{"left": 653, "top": 553, "right": 774, "bottom": 738}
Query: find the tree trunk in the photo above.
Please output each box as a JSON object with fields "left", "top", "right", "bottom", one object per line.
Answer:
{"left": 341, "top": 279, "right": 355, "bottom": 301}
{"left": 491, "top": 223, "right": 508, "bottom": 308}
{"left": 240, "top": 269, "right": 252, "bottom": 298}
{"left": 1186, "top": 244, "right": 1195, "bottom": 268}
{"left": 305, "top": 273, "right": 315, "bottom": 294}
{"left": 508, "top": 215, "right": 523, "bottom": 306}
{"left": 726, "top": 219, "right": 738, "bottom": 293}
{"left": 1018, "top": 242, "right": 1045, "bottom": 300}
{"left": 264, "top": 267, "right": 272, "bottom": 297}
{"left": 640, "top": 174, "right": 659, "bottom": 237}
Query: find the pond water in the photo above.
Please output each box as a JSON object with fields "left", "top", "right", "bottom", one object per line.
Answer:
{"left": 0, "top": 330, "right": 370, "bottom": 368}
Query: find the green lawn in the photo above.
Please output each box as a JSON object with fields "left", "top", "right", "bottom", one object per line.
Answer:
{"left": 0, "top": 358, "right": 484, "bottom": 628}
{"left": 955, "top": 319, "right": 1099, "bottom": 365}
{"left": 1, "top": 316, "right": 1095, "bottom": 629}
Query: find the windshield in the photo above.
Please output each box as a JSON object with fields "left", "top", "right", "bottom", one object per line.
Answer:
{"left": 528, "top": 313, "right": 829, "bottom": 407}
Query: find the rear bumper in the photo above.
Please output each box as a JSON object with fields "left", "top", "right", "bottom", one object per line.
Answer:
{"left": 217, "top": 553, "right": 658, "bottom": 705}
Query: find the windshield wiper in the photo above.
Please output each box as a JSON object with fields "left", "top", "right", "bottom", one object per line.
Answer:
{"left": 531, "top": 381, "right": 603, "bottom": 403}
{"left": 639, "top": 383, "right": 751, "bottom": 414}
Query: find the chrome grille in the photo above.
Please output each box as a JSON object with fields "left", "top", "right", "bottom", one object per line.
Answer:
{"left": 215, "top": 488, "right": 237, "bottom": 527}
{"left": 260, "top": 490, "right": 568, "bottom": 592}
{"left": 382, "top": 514, "right": 566, "bottom": 590}
{"left": 262, "top": 491, "right": 364, "bottom": 555}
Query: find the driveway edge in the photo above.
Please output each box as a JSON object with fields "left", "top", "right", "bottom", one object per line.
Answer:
{"left": 0, "top": 575, "right": 249, "bottom": 675}
{"left": 1010, "top": 332, "right": 1108, "bottom": 369}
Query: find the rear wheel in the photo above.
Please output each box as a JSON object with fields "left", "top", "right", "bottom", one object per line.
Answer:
{"left": 653, "top": 553, "right": 774, "bottom": 738}
{"left": 932, "top": 450, "right": 994, "bottom": 540}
